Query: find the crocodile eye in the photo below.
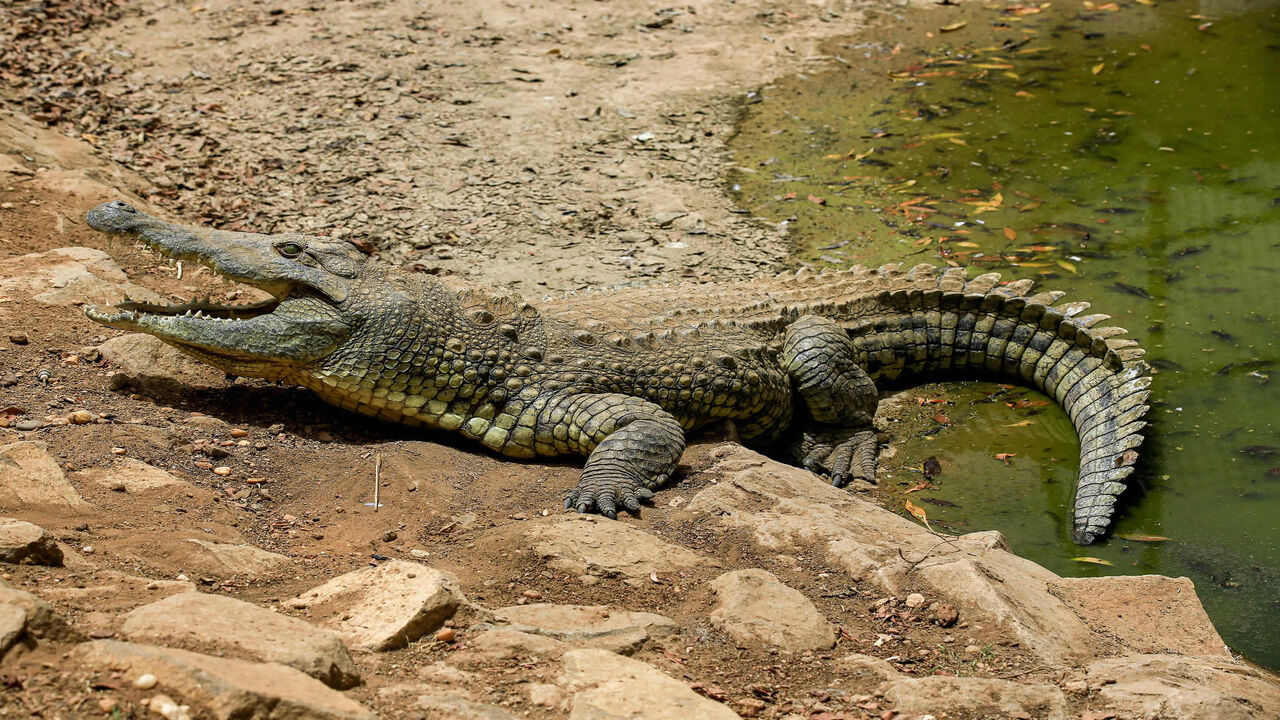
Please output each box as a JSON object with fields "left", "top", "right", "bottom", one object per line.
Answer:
{"left": 277, "top": 242, "right": 303, "bottom": 258}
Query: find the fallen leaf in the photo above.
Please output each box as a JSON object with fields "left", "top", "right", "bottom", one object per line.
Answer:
{"left": 1072, "top": 557, "right": 1115, "bottom": 566}
{"left": 904, "top": 481, "right": 934, "bottom": 494}
{"left": 808, "top": 194, "right": 826, "bottom": 205}
{"left": 1116, "top": 533, "right": 1170, "bottom": 542}
{"left": 1005, "top": 419, "right": 1035, "bottom": 427}
{"left": 1056, "top": 258, "right": 1078, "bottom": 273}
{"left": 905, "top": 499, "right": 931, "bottom": 529}
{"left": 948, "top": 137, "right": 969, "bottom": 146}
{"left": 940, "top": 21, "right": 968, "bottom": 32}
{"left": 1003, "top": 227, "right": 1018, "bottom": 241}
{"left": 933, "top": 413, "right": 951, "bottom": 425}
{"left": 1092, "top": 63, "right": 1105, "bottom": 75}
{"left": 995, "top": 452, "right": 1017, "bottom": 465}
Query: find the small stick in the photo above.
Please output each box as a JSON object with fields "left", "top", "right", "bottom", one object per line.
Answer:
{"left": 374, "top": 454, "right": 381, "bottom": 511}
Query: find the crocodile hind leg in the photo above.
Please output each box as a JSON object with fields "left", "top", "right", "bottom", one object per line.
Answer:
{"left": 544, "top": 393, "right": 687, "bottom": 518}
{"left": 781, "top": 315, "right": 882, "bottom": 488}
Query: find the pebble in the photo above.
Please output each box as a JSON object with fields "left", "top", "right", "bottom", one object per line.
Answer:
{"left": 409, "top": 549, "right": 430, "bottom": 559}
{"left": 522, "top": 589, "right": 543, "bottom": 600}
{"left": 98, "top": 698, "right": 119, "bottom": 713}
{"left": 230, "top": 428, "right": 248, "bottom": 437}
{"left": 8, "top": 334, "right": 28, "bottom": 345}
{"left": 905, "top": 593, "right": 926, "bottom": 608}
{"left": 381, "top": 531, "right": 398, "bottom": 542}
{"left": 68, "top": 410, "right": 96, "bottom": 424}
{"left": 213, "top": 466, "right": 231, "bottom": 475}
{"left": 964, "top": 644, "right": 982, "bottom": 654}
{"left": 14, "top": 419, "right": 42, "bottom": 430}
{"left": 933, "top": 603, "right": 959, "bottom": 627}
{"left": 111, "top": 447, "right": 127, "bottom": 455}
{"left": 435, "top": 627, "right": 456, "bottom": 642}
{"left": 134, "top": 672, "right": 158, "bottom": 689}
{"left": 82, "top": 545, "right": 95, "bottom": 555}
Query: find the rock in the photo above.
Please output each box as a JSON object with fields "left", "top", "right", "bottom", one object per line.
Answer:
{"left": 879, "top": 676, "right": 1068, "bottom": 720}
{"left": 0, "top": 518, "right": 64, "bottom": 566}
{"left": 832, "top": 653, "right": 903, "bottom": 684}
{"left": 560, "top": 648, "right": 740, "bottom": 719}
{"left": 72, "top": 640, "right": 374, "bottom": 720}
{"left": 526, "top": 682, "right": 565, "bottom": 708}
{"left": 709, "top": 569, "right": 833, "bottom": 652}
{"left": 511, "top": 515, "right": 709, "bottom": 582}
{"left": 177, "top": 539, "right": 291, "bottom": 579}
{"left": 122, "top": 592, "right": 361, "bottom": 689}
{"left": 0, "top": 247, "right": 164, "bottom": 307}
{"left": 1048, "top": 575, "right": 1229, "bottom": 657}
{"left": 1085, "top": 654, "right": 1280, "bottom": 719}
{"left": 683, "top": 447, "right": 1101, "bottom": 662}
{"left": 110, "top": 425, "right": 185, "bottom": 452}
{"left": 493, "top": 603, "right": 679, "bottom": 654}
{"left": 0, "top": 441, "right": 88, "bottom": 509}
{"left": 286, "top": 560, "right": 466, "bottom": 651}
{"left": 98, "top": 334, "right": 221, "bottom": 393}
{"left": 904, "top": 593, "right": 926, "bottom": 608}
{"left": 0, "top": 578, "right": 81, "bottom": 656}
{"left": 461, "top": 627, "right": 568, "bottom": 661}
{"left": 74, "top": 458, "right": 189, "bottom": 493}
{"left": 412, "top": 694, "right": 519, "bottom": 720}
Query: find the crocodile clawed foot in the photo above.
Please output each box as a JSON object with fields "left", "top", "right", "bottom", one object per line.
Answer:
{"left": 793, "top": 428, "right": 879, "bottom": 489}
{"left": 564, "top": 474, "right": 660, "bottom": 519}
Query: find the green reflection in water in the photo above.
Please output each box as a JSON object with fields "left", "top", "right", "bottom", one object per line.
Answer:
{"left": 729, "top": 0, "right": 1280, "bottom": 667}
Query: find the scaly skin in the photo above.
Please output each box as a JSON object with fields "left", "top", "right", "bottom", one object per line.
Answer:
{"left": 83, "top": 200, "right": 1151, "bottom": 544}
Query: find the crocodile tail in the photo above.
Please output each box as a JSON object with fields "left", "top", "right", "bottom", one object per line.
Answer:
{"left": 846, "top": 263, "right": 1152, "bottom": 544}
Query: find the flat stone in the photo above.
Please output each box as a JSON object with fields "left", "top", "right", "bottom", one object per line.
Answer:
{"left": 286, "top": 560, "right": 466, "bottom": 651}
{"left": 880, "top": 676, "right": 1068, "bottom": 720}
{"left": 122, "top": 592, "right": 360, "bottom": 689}
{"left": 560, "top": 647, "right": 740, "bottom": 719}
{"left": 1048, "top": 575, "right": 1229, "bottom": 657}
{"left": 75, "top": 458, "right": 189, "bottom": 493}
{"left": 412, "top": 694, "right": 519, "bottom": 720}
{"left": 0, "top": 247, "right": 164, "bottom": 307}
{"left": 0, "top": 441, "right": 88, "bottom": 509}
{"left": 493, "top": 603, "right": 678, "bottom": 654}
{"left": 683, "top": 447, "right": 1100, "bottom": 662}
{"left": 709, "top": 569, "right": 833, "bottom": 652}
{"left": 1085, "top": 654, "right": 1280, "bottom": 720}
{"left": 460, "top": 628, "right": 568, "bottom": 662}
{"left": 177, "top": 539, "right": 291, "bottom": 579}
{"left": 72, "top": 640, "right": 374, "bottom": 720}
{"left": 512, "top": 515, "right": 710, "bottom": 581}
{"left": 98, "top": 333, "right": 221, "bottom": 393}
{"left": 0, "top": 518, "right": 64, "bottom": 566}
{"left": 832, "top": 653, "right": 903, "bottom": 684}
{"left": 0, "top": 578, "right": 81, "bottom": 657}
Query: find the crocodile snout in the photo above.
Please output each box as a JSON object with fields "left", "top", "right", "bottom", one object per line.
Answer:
{"left": 86, "top": 200, "right": 143, "bottom": 233}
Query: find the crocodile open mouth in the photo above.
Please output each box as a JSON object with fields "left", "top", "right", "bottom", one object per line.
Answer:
{"left": 93, "top": 296, "right": 281, "bottom": 323}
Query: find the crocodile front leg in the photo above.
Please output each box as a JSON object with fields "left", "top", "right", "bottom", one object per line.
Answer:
{"left": 543, "top": 393, "right": 686, "bottom": 518}
{"left": 782, "top": 315, "right": 882, "bottom": 487}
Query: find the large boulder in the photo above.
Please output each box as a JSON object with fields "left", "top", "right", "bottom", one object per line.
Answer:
{"left": 0, "top": 518, "right": 63, "bottom": 566}
{"left": 0, "top": 441, "right": 88, "bottom": 510}
{"left": 559, "top": 648, "right": 740, "bottom": 719}
{"left": 709, "top": 569, "right": 834, "bottom": 652}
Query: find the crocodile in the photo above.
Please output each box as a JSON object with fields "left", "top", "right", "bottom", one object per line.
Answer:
{"left": 83, "top": 200, "right": 1151, "bottom": 544}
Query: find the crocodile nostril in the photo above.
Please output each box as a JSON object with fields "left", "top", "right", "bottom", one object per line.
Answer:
{"left": 112, "top": 201, "right": 137, "bottom": 213}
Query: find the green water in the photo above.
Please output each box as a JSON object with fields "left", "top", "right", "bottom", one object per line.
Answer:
{"left": 729, "top": 0, "right": 1280, "bottom": 667}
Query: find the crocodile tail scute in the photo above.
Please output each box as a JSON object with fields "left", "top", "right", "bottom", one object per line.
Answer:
{"left": 847, "top": 263, "right": 1151, "bottom": 544}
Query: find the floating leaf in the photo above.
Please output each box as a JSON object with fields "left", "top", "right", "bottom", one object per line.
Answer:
{"left": 808, "top": 194, "right": 826, "bottom": 205}
{"left": 905, "top": 499, "right": 931, "bottom": 529}
{"left": 954, "top": 241, "right": 980, "bottom": 248}
{"left": 1056, "top": 259, "right": 1078, "bottom": 273}
{"left": 1091, "top": 63, "right": 1105, "bottom": 75}
{"left": 1003, "top": 227, "right": 1018, "bottom": 241}
{"left": 948, "top": 137, "right": 969, "bottom": 146}
{"left": 940, "top": 21, "right": 968, "bottom": 32}
{"left": 933, "top": 413, "right": 951, "bottom": 425}
{"left": 1116, "top": 533, "right": 1170, "bottom": 542}
{"left": 1072, "top": 556, "right": 1115, "bottom": 566}
{"left": 995, "top": 452, "right": 1017, "bottom": 465}
{"left": 1005, "top": 419, "right": 1035, "bottom": 427}
{"left": 1015, "top": 90, "right": 1035, "bottom": 98}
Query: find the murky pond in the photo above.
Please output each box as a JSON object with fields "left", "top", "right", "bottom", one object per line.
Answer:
{"left": 729, "top": 0, "right": 1280, "bottom": 667}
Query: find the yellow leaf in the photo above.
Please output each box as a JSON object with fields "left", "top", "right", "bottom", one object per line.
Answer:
{"left": 954, "top": 241, "right": 980, "bottom": 248}
{"left": 920, "top": 132, "right": 965, "bottom": 140}
{"left": 940, "top": 21, "right": 968, "bottom": 32}
{"left": 1116, "top": 533, "right": 1170, "bottom": 542}
{"left": 1005, "top": 419, "right": 1035, "bottom": 427}
{"left": 1072, "top": 557, "right": 1115, "bottom": 566}
{"left": 972, "top": 63, "right": 1015, "bottom": 70}
{"left": 948, "top": 137, "right": 969, "bottom": 146}
{"left": 1055, "top": 258, "right": 1078, "bottom": 273}
{"left": 905, "top": 499, "right": 931, "bottom": 529}
{"left": 1091, "top": 63, "right": 1105, "bottom": 75}
{"left": 1003, "top": 227, "right": 1018, "bottom": 241}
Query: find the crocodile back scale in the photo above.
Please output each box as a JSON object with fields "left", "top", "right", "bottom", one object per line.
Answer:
{"left": 82, "top": 200, "right": 1150, "bottom": 544}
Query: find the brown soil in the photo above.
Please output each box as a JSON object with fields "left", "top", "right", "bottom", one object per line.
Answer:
{"left": 1, "top": 1, "right": 1079, "bottom": 718}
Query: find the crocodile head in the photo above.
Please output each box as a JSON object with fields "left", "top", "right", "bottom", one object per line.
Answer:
{"left": 84, "top": 200, "right": 364, "bottom": 379}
